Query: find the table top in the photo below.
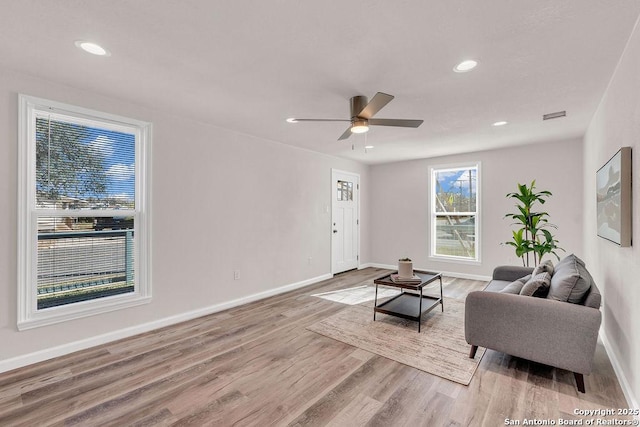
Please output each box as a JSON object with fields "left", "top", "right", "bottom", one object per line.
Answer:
{"left": 373, "top": 269, "right": 441, "bottom": 290}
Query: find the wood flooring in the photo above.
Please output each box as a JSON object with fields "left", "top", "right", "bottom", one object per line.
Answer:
{"left": 0, "top": 268, "right": 630, "bottom": 426}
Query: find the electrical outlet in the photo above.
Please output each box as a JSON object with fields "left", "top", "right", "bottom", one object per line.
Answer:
{"left": 234, "top": 270, "right": 240, "bottom": 280}
{"left": 308, "top": 257, "right": 312, "bottom": 265}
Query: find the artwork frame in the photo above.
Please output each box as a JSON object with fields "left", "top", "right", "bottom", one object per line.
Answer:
{"left": 596, "top": 147, "right": 632, "bottom": 247}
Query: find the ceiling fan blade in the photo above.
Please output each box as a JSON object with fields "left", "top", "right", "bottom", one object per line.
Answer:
{"left": 369, "top": 118, "right": 424, "bottom": 128}
{"left": 338, "top": 127, "right": 352, "bottom": 140}
{"left": 357, "top": 92, "right": 394, "bottom": 119}
{"left": 289, "top": 118, "right": 350, "bottom": 122}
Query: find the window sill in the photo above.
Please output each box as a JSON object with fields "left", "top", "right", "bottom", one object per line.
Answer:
{"left": 18, "top": 294, "right": 152, "bottom": 331}
{"left": 428, "top": 255, "right": 481, "bottom": 266}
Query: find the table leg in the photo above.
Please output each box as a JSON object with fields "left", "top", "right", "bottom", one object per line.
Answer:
{"left": 418, "top": 287, "right": 423, "bottom": 333}
{"left": 373, "top": 283, "right": 378, "bottom": 321}
{"left": 440, "top": 275, "right": 444, "bottom": 312}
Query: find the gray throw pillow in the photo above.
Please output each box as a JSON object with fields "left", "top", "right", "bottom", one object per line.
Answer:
{"left": 520, "top": 272, "right": 552, "bottom": 298}
{"left": 499, "top": 274, "right": 531, "bottom": 294}
{"left": 547, "top": 254, "right": 593, "bottom": 303}
{"left": 532, "top": 259, "right": 554, "bottom": 277}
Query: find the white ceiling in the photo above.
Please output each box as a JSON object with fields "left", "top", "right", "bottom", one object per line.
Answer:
{"left": 2, "top": 1, "right": 639, "bottom": 164}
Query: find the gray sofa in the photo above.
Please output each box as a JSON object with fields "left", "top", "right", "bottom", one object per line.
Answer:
{"left": 464, "top": 256, "right": 602, "bottom": 393}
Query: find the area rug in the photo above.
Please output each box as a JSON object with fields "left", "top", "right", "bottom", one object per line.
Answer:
{"left": 306, "top": 298, "right": 485, "bottom": 385}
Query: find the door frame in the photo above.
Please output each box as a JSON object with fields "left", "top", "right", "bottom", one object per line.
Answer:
{"left": 331, "top": 169, "right": 360, "bottom": 275}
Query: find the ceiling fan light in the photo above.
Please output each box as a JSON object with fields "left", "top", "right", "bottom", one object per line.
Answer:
{"left": 351, "top": 125, "right": 369, "bottom": 134}
{"left": 286, "top": 118, "right": 298, "bottom": 123}
{"left": 351, "top": 120, "right": 369, "bottom": 134}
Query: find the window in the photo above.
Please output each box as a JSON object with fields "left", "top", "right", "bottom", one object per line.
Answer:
{"left": 18, "top": 95, "right": 151, "bottom": 329}
{"left": 337, "top": 180, "right": 354, "bottom": 201}
{"left": 430, "top": 163, "right": 480, "bottom": 262}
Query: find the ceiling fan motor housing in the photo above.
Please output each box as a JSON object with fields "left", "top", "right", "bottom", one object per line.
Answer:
{"left": 350, "top": 95, "right": 368, "bottom": 119}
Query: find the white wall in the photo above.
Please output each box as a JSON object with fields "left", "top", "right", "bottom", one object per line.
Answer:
{"left": 369, "top": 139, "right": 584, "bottom": 278}
{"left": 0, "top": 67, "right": 369, "bottom": 365}
{"left": 583, "top": 17, "right": 640, "bottom": 407}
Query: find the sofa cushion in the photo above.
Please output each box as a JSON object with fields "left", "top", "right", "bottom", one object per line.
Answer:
{"left": 583, "top": 281, "right": 602, "bottom": 309}
{"left": 532, "top": 259, "right": 554, "bottom": 277}
{"left": 520, "top": 272, "right": 552, "bottom": 297}
{"left": 548, "top": 254, "right": 593, "bottom": 303}
{"left": 499, "top": 275, "right": 531, "bottom": 294}
{"left": 483, "top": 280, "right": 510, "bottom": 292}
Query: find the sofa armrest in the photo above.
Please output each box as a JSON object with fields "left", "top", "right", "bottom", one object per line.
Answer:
{"left": 492, "top": 265, "right": 534, "bottom": 282}
{"left": 465, "top": 291, "right": 601, "bottom": 374}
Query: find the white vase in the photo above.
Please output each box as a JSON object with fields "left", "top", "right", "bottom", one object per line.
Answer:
{"left": 398, "top": 260, "right": 413, "bottom": 279}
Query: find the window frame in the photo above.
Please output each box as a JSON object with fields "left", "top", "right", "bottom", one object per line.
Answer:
{"left": 429, "top": 162, "right": 481, "bottom": 264}
{"left": 18, "top": 95, "right": 152, "bottom": 330}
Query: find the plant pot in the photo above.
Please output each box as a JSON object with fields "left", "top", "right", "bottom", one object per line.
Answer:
{"left": 398, "top": 260, "right": 413, "bottom": 279}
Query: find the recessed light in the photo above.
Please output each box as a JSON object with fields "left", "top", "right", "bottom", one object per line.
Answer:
{"left": 492, "top": 121, "right": 508, "bottom": 126}
{"left": 286, "top": 118, "right": 298, "bottom": 123}
{"left": 75, "top": 41, "right": 110, "bottom": 56}
{"left": 454, "top": 60, "right": 478, "bottom": 73}
{"left": 365, "top": 145, "right": 374, "bottom": 149}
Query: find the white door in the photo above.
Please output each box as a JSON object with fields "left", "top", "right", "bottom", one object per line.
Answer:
{"left": 331, "top": 170, "right": 359, "bottom": 274}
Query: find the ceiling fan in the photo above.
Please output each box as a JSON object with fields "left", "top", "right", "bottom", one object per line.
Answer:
{"left": 287, "top": 92, "right": 424, "bottom": 140}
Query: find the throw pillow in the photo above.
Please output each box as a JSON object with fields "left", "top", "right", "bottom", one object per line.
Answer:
{"left": 520, "top": 272, "right": 552, "bottom": 298}
{"left": 547, "top": 254, "right": 593, "bottom": 303}
{"left": 499, "top": 274, "right": 531, "bottom": 294}
{"left": 532, "top": 259, "right": 554, "bottom": 277}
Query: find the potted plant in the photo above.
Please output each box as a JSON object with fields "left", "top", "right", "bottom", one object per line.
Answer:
{"left": 504, "top": 180, "right": 564, "bottom": 267}
{"left": 398, "top": 257, "right": 413, "bottom": 279}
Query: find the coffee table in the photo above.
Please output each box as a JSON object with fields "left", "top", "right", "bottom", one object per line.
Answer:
{"left": 373, "top": 270, "right": 443, "bottom": 332}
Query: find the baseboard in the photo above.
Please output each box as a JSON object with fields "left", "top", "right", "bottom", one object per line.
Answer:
{"left": 358, "top": 262, "right": 387, "bottom": 270}
{"left": 600, "top": 330, "right": 638, "bottom": 409}
{"left": 362, "top": 263, "right": 491, "bottom": 282}
{"left": 0, "top": 272, "right": 333, "bottom": 374}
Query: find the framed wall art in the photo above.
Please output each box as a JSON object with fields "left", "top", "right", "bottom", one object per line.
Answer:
{"left": 596, "top": 147, "right": 632, "bottom": 246}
